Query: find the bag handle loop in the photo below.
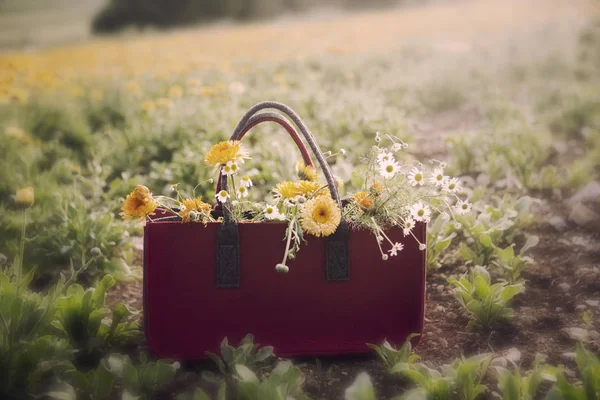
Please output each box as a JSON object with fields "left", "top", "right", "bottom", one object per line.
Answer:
{"left": 216, "top": 101, "right": 349, "bottom": 288}
{"left": 214, "top": 111, "right": 315, "bottom": 196}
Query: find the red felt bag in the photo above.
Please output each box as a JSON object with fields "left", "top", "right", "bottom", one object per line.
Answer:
{"left": 144, "top": 102, "right": 426, "bottom": 360}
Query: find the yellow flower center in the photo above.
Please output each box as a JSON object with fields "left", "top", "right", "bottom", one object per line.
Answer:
{"left": 415, "top": 174, "right": 422, "bottom": 181}
{"left": 418, "top": 209, "right": 424, "bottom": 216}
{"left": 386, "top": 165, "right": 394, "bottom": 173}
{"left": 219, "top": 190, "right": 227, "bottom": 197}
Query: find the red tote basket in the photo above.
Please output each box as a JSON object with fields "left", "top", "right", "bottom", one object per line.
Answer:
{"left": 143, "top": 102, "right": 426, "bottom": 360}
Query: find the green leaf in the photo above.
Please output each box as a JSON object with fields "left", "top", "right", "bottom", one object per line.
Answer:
{"left": 235, "top": 364, "right": 259, "bottom": 383}
{"left": 479, "top": 234, "right": 493, "bottom": 248}
{"left": 520, "top": 235, "right": 539, "bottom": 255}
{"left": 345, "top": 372, "right": 376, "bottom": 400}
{"left": 473, "top": 276, "right": 490, "bottom": 299}
{"left": 500, "top": 284, "right": 525, "bottom": 302}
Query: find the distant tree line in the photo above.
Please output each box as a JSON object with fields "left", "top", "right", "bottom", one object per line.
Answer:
{"left": 92, "top": 0, "right": 400, "bottom": 33}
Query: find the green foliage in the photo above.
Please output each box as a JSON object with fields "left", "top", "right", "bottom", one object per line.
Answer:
{"left": 455, "top": 196, "right": 533, "bottom": 267}
{"left": 393, "top": 354, "right": 492, "bottom": 400}
{"left": 448, "top": 266, "right": 525, "bottom": 329}
{"left": 547, "top": 343, "right": 600, "bottom": 400}
{"left": 235, "top": 361, "right": 310, "bottom": 400}
{"left": 492, "top": 235, "right": 538, "bottom": 284}
{"left": 53, "top": 274, "right": 141, "bottom": 368}
{"left": 205, "top": 334, "right": 275, "bottom": 377}
{"left": 345, "top": 372, "right": 376, "bottom": 400}
{"left": 367, "top": 333, "right": 420, "bottom": 373}
{"left": 494, "top": 354, "right": 557, "bottom": 400}
{"left": 427, "top": 215, "right": 457, "bottom": 271}
{"left": 63, "top": 361, "right": 116, "bottom": 400}
{"left": 107, "top": 353, "right": 180, "bottom": 399}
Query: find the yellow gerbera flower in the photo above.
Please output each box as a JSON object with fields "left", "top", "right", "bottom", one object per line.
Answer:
{"left": 296, "top": 160, "right": 319, "bottom": 182}
{"left": 274, "top": 181, "right": 299, "bottom": 198}
{"left": 204, "top": 140, "right": 250, "bottom": 167}
{"left": 354, "top": 191, "right": 373, "bottom": 210}
{"left": 274, "top": 180, "right": 327, "bottom": 199}
{"left": 179, "top": 197, "right": 212, "bottom": 222}
{"left": 301, "top": 196, "right": 341, "bottom": 237}
{"left": 121, "top": 185, "right": 158, "bottom": 222}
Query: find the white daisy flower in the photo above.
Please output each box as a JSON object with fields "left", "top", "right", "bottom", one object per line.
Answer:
{"left": 409, "top": 202, "right": 431, "bottom": 223}
{"left": 240, "top": 175, "right": 253, "bottom": 187}
{"left": 237, "top": 186, "right": 249, "bottom": 198}
{"left": 388, "top": 242, "right": 404, "bottom": 256}
{"left": 377, "top": 152, "right": 395, "bottom": 165}
{"left": 454, "top": 200, "right": 472, "bottom": 215}
{"left": 407, "top": 167, "right": 425, "bottom": 186}
{"left": 215, "top": 190, "right": 230, "bottom": 203}
{"left": 403, "top": 219, "right": 415, "bottom": 236}
{"left": 226, "top": 161, "right": 239, "bottom": 175}
{"left": 430, "top": 168, "right": 447, "bottom": 187}
{"left": 379, "top": 160, "right": 400, "bottom": 179}
{"left": 443, "top": 177, "right": 461, "bottom": 193}
{"left": 264, "top": 205, "right": 285, "bottom": 220}
{"left": 222, "top": 164, "right": 234, "bottom": 176}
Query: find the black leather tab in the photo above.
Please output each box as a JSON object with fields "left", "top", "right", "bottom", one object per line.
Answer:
{"left": 216, "top": 222, "right": 240, "bottom": 288}
{"left": 325, "top": 220, "right": 350, "bottom": 281}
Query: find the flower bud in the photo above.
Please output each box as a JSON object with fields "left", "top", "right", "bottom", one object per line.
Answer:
{"left": 14, "top": 186, "right": 34, "bottom": 207}
{"left": 90, "top": 247, "right": 102, "bottom": 257}
{"left": 275, "top": 263, "right": 289, "bottom": 273}
{"left": 419, "top": 243, "right": 427, "bottom": 251}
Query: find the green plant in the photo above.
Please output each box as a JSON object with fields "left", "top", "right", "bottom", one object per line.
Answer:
{"left": 494, "top": 354, "right": 557, "bottom": 400}
{"left": 492, "top": 235, "right": 538, "bottom": 283}
{"left": 368, "top": 333, "right": 420, "bottom": 373}
{"left": 205, "top": 334, "right": 275, "bottom": 377}
{"left": 345, "top": 372, "right": 376, "bottom": 400}
{"left": 427, "top": 215, "right": 457, "bottom": 272}
{"left": 547, "top": 343, "right": 600, "bottom": 400}
{"left": 107, "top": 353, "right": 180, "bottom": 399}
{"left": 448, "top": 266, "right": 525, "bottom": 329}
{"left": 52, "top": 274, "right": 141, "bottom": 368}
{"left": 235, "top": 361, "right": 310, "bottom": 400}
{"left": 455, "top": 196, "right": 533, "bottom": 267}
{"left": 393, "top": 354, "right": 492, "bottom": 400}
{"left": 60, "top": 361, "right": 117, "bottom": 400}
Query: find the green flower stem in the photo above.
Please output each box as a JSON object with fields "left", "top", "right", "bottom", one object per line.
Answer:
{"left": 16, "top": 208, "right": 27, "bottom": 299}
{"left": 281, "top": 217, "right": 296, "bottom": 266}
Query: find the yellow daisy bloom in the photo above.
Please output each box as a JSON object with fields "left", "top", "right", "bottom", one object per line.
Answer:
{"left": 296, "top": 160, "right": 319, "bottom": 182}
{"left": 274, "top": 180, "right": 327, "bottom": 199}
{"left": 121, "top": 185, "right": 158, "bottom": 222}
{"left": 204, "top": 140, "right": 250, "bottom": 167}
{"left": 301, "top": 196, "right": 341, "bottom": 237}
{"left": 274, "top": 181, "right": 299, "bottom": 198}
{"left": 354, "top": 191, "right": 373, "bottom": 210}
{"left": 179, "top": 197, "right": 212, "bottom": 222}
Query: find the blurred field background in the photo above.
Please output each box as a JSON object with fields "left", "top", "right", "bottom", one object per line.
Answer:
{"left": 1, "top": 0, "right": 600, "bottom": 398}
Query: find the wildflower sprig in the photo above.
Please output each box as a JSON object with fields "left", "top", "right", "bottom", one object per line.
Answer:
{"left": 344, "top": 132, "right": 471, "bottom": 259}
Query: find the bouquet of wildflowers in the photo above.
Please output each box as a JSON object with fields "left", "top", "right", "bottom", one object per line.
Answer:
{"left": 121, "top": 131, "right": 470, "bottom": 273}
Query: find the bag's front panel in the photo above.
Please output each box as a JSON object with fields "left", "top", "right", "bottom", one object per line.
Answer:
{"left": 144, "top": 221, "right": 425, "bottom": 359}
